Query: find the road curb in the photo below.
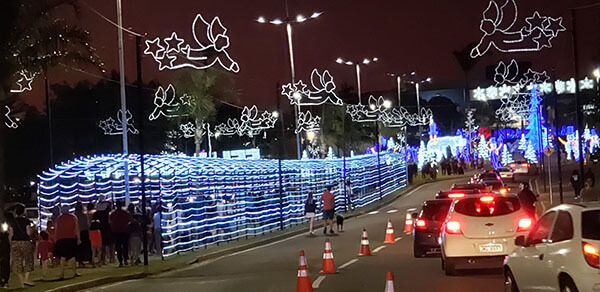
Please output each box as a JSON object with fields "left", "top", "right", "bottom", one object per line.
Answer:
{"left": 44, "top": 173, "right": 471, "bottom": 291}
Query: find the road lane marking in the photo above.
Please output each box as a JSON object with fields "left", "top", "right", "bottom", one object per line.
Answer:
{"left": 373, "top": 245, "right": 387, "bottom": 253}
{"left": 394, "top": 237, "right": 402, "bottom": 241}
{"left": 338, "top": 258, "right": 359, "bottom": 269}
{"left": 312, "top": 275, "right": 326, "bottom": 288}
{"left": 386, "top": 209, "right": 398, "bottom": 213}
{"left": 368, "top": 211, "right": 379, "bottom": 215}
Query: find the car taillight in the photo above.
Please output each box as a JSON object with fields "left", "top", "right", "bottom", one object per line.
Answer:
{"left": 521, "top": 163, "right": 528, "bottom": 167}
{"left": 583, "top": 242, "right": 600, "bottom": 269}
{"left": 446, "top": 221, "right": 462, "bottom": 234}
{"left": 448, "top": 192, "right": 465, "bottom": 199}
{"left": 480, "top": 195, "right": 495, "bottom": 202}
{"left": 510, "top": 163, "right": 516, "bottom": 168}
{"left": 517, "top": 218, "right": 533, "bottom": 232}
{"left": 416, "top": 219, "right": 427, "bottom": 229}
{"left": 499, "top": 188, "right": 508, "bottom": 195}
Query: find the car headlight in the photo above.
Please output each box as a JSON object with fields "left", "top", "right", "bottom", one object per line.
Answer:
{"left": 1, "top": 223, "right": 8, "bottom": 233}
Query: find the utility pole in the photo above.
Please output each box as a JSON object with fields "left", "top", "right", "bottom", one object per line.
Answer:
{"left": 135, "top": 35, "right": 148, "bottom": 266}
{"left": 571, "top": 9, "right": 585, "bottom": 181}
{"left": 116, "top": 0, "right": 130, "bottom": 204}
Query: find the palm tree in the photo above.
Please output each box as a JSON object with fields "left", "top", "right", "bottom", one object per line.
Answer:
{"left": 0, "top": 0, "right": 101, "bottom": 215}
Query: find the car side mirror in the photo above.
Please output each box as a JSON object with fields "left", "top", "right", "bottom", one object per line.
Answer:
{"left": 411, "top": 212, "right": 419, "bottom": 219}
{"left": 515, "top": 235, "right": 526, "bottom": 247}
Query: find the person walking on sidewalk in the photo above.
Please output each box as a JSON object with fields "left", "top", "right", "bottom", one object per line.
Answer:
{"left": 517, "top": 182, "right": 538, "bottom": 218}
{"left": 8, "top": 204, "right": 35, "bottom": 288}
{"left": 571, "top": 170, "right": 582, "bottom": 199}
{"left": 55, "top": 204, "right": 80, "bottom": 279}
{"left": 585, "top": 168, "right": 595, "bottom": 188}
{"left": 321, "top": 186, "right": 335, "bottom": 235}
{"left": 304, "top": 193, "right": 317, "bottom": 235}
{"left": 110, "top": 201, "right": 131, "bottom": 267}
{"left": 581, "top": 180, "right": 599, "bottom": 202}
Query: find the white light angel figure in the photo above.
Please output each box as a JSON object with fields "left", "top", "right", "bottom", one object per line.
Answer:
{"left": 281, "top": 69, "right": 344, "bottom": 106}
{"left": 296, "top": 111, "right": 321, "bottom": 134}
{"left": 179, "top": 122, "right": 196, "bottom": 138}
{"left": 385, "top": 107, "right": 432, "bottom": 128}
{"left": 99, "top": 109, "right": 139, "bottom": 135}
{"left": 211, "top": 106, "right": 278, "bottom": 137}
{"left": 470, "top": 0, "right": 566, "bottom": 58}
{"left": 346, "top": 96, "right": 388, "bottom": 123}
{"left": 144, "top": 14, "right": 239, "bottom": 73}
{"left": 149, "top": 84, "right": 185, "bottom": 121}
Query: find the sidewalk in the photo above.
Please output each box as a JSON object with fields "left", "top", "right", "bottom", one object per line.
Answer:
{"left": 9, "top": 171, "right": 473, "bottom": 292}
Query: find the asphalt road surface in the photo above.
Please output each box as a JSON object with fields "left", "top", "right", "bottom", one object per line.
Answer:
{"left": 87, "top": 176, "right": 522, "bottom": 292}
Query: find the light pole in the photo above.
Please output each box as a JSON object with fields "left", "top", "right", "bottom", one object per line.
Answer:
{"left": 410, "top": 77, "right": 432, "bottom": 112}
{"left": 371, "top": 99, "right": 392, "bottom": 200}
{"left": 387, "top": 72, "right": 416, "bottom": 107}
{"left": 335, "top": 57, "right": 378, "bottom": 104}
{"left": 116, "top": 0, "right": 130, "bottom": 204}
{"left": 257, "top": 5, "right": 322, "bottom": 159}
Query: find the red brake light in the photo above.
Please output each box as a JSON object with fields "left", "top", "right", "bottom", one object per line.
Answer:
{"left": 583, "top": 242, "right": 600, "bottom": 268}
{"left": 510, "top": 163, "right": 516, "bottom": 168}
{"left": 499, "top": 188, "right": 508, "bottom": 195}
{"left": 521, "top": 163, "right": 528, "bottom": 167}
{"left": 517, "top": 218, "right": 533, "bottom": 232}
{"left": 416, "top": 219, "right": 427, "bottom": 229}
{"left": 448, "top": 192, "right": 465, "bottom": 199}
{"left": 446, "top": 221, "right": 462, "bottom": 234}
{"left": 480, "top": 196, "right": 495, "bottom": 203}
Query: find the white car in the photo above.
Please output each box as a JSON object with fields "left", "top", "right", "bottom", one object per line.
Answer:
{"left": 497, "top": 167, "right": 514, "bottom": 181}
{"left": 504, "top": 203, "right": 600, "bottom": 292}
{"left": 440, "top": 194, "right": 532, "bottom": 275}
{"left": 509, "top": 161, "right": 529, "bottom": 174}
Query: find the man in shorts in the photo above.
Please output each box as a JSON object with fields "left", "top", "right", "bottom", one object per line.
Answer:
{"left": 321, "top": 186, "right": 335, "bottom": 234}
{"left": 55, "top": 205, "right": 80, "bottom": 279}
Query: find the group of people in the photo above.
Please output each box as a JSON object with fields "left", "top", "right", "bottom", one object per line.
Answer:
{"left": 571, "top": 168, "right": 598, "bottom": 202}
{"left": 0, "top": 200, "right": 162, "bottom": 289}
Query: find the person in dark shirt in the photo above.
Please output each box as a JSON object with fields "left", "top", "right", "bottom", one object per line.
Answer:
{"left": 517, "top": 182, "right": 538, "bottom": 218}
{"left": 585, "top": 168, "right": 595, "bottom": 188}
{"left": 304, "top": 193, "right": 317, "bottom": 235}
{"left": 9, "top": 204, "right": 35, "bottom": 288}
{"left": 109, "top": 201, "right": 131, "bottom": 267}
{"left": 571, "top": 170, "right": 582, "bottom": 199}
{"left": 0, "top": 212, "right": 13, "bottom": 288}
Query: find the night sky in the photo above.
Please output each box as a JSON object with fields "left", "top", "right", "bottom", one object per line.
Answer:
{"left": 25, "top": 0, "right": 600, "bottom": 109}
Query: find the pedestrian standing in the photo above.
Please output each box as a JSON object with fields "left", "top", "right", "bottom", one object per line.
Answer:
{"left": 55, "top": 204, "right": 80, "bottom": 279}
{"left": 570, "top": 170, "right": 582, "bottom": 199}
{"left": 88, "top": 219, "right": 102, "bottom": 267}
{"left": 517, "top": 182, "right": 538, "bottom": 218}
{"left": 320, "top": 186, "right": 335, "bottom": 235}
{"left": 127, "top": 204, "right": 143, "bottom": 265}
{"left": 110, "top": 201, "right": 131, "bottom": 267}
{"left": 585, "top": 168, "right": 596, "bottom": 187}
{"left": 0, "top": 213, "right": 11, "bottom": 288}
{"left": 581, "top": 180, "right": 599, "bottom": 202}
{"left": 74, "top": 202, "right": 91, "bottom": 267}
{"left": 92, "top": 201, "right": 112, "bottom": 265}
{"left": 304, "top": 193, "right": 317, "bottom": 235}
{"left": 37, "top": 231, "right": 53, "bottom": 280}
{"left": 152, "top": 206, "right": 162, "bottom": 255}
{"left": 86, "top": 202, "right": 96, "bottom": 222}
{"left": 8, "top": 204, "right": 35, "bottom": 288}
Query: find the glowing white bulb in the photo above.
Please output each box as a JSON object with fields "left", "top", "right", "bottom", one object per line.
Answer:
{"left": 257, "top": 16, "right": 266, "bottom": 23}
{"left": 306, "top": 131, "right": 316, "bottom": 141}
{"left": 373, "top": 57, "right": 379, "bottom": 62}
{"left": 362, "top": 58, "right": 371, "bottom": 65}
{"left": 345, "top": 61, "right": 353, "bottom": 65}
{"left": 310, "top": 12, "right": 322, "bottom": 18}
{"left": 296, "top": 15, "right": 306, "bottom": 22}
{"left": 270, "top": 19, "right": 283, "bottom": 25}
{"left": 594, "top": 68, "right": 600, "bottom": 79}
{"left": 369, "top": 104, "right": 376, "bottom": 110}
{"left": 272, "top": 111, "right": 279, "bottom": 118}
{"left": 336, "top": 58, "right": 344, "bottom": 64}
{"left": 293, "top": 91, "right": 302, "bottom": 99}
{"left": 383, "top": 100, "right": 392, "bottom": 109}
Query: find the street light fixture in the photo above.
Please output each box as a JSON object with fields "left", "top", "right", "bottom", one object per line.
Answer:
{"left": 335, "top": 56, "right": 378, "bottom": 104}
{"left": 256, "top": 7, "right": 322, "bottom": 159}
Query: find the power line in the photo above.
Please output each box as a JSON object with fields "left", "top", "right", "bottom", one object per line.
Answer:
{"left": 80, "top": 0, "right": 144, "bottom": 37}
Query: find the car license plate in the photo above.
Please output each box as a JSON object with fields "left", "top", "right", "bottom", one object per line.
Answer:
{"left": 479, "top": 243, "right": 503, "bottom": 253}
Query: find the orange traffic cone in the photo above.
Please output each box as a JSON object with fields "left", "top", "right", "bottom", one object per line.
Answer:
{"left": 358, "top": 229, "right": 372, "bottom": 256}
{"left": 404, "top": 211, "right": 414, "bottom": 233}
{"left": 384, "top": 220, "right": 395, "bottom": 244}
{"left": 384, "top": 271, "right": 395, "bottom": 292}
{"left": 320, "top": 239, "right": 336, "bottom": 274}
{"left": 297, "top": 250, "right": 313, "bottom": 292}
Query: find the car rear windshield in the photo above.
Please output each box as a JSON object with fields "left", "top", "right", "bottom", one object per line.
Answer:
{"left": 453, "top": 184, "right": 486, "bottom": 190}
{"left": 582, "top": 210, "right": 600, "bottom": 240}
{"left": 421, "top": 201, "right": 452, "bottom": 221}
{"left": 453, "top": 197, "right": 521, "bottom": 217}
{"left": 497, "top": 168, "right": 511, "bottom": 172}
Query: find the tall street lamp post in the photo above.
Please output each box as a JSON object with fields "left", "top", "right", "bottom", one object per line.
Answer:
{"left": 116, "top": 0, "right": 130, "bottom": 204}
{"left": 257, "top": 6, "right": 322, "bottom": 159}
{"left": 335, "top": 57, "right": 378, "bottom": 104}
{"left": 371, "top": 99, "right": 392, "bottom": 200}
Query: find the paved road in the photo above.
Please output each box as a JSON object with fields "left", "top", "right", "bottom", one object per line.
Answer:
{"left": 87, "top": 176, "right": 522, "bottom": 292}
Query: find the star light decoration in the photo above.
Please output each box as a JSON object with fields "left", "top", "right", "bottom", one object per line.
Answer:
{"left": 470, "top": 0, "right": 566, "bottom": 58}
{"left": 149, "top": 84, "right": 191, "bottom": 121}
{"left": 144, "top": 14, "right": 239, "bottom": 73}
{"left": 10, "top": 70, "right": 36, "bottom": 94}
{"left": 281, "top": 69, "right": 344, "bottom": 106}
{"left": 99, "top": 109, "right": 139, "bottom": 136}
{"left": 4, "top": 106, "right": 18, "bottom": 129}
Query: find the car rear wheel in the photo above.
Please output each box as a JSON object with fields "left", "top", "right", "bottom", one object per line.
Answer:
{"left": 560, "top": 275, "right": 579, "bottom": 292}
{"left": 444, "top": 258, "right": 458, "bottom": 276}
{"left": 413, "top": 245, "right": 425, "bottom": 258}
{"left": 504, "top": 268, "right": 519, "bottom": 292}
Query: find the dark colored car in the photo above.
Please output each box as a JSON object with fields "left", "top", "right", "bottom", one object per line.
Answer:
{"left": 413, "top": 199, "right": 452, "bottom": 257}
{"left": 435, "top": 189, "right": 481, "bottom": 199}
{"left": 451, "top": 183, "right": 487, "bottom": 192}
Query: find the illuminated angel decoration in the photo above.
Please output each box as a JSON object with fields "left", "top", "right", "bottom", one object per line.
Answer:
{"left": 149, "top": 84, "right": 189, "bottom": 121}
{"left": 296, "top": 111, "right": 321, "bottom": 134}
{"left": 180, "top": 122, "right": 196, "bottom": 138}
{"left": 385, "top": 107, "right": 433, "bottom": 127}
{"left": 212, "top": 106, "right": 278, "bottom": 137}
{"left": 10, "top": 70, "right": 36, "bottom": 94}
{"left": 281, "top": 69, "right": 343, "bottom": 106}
{"left": 470, "top": 0, "right": 566, "bottom": 58}
{"left": 346, "top": 96, "right": 390, "bottom": 123}
{"left": 144, "top": 14, "right": 239, "bottom": 72}
{"left": 4, "top": 106, "right": 18, "bottom": 129}
{"left": 99, "top": 109, "right": 139, "bottom": 135}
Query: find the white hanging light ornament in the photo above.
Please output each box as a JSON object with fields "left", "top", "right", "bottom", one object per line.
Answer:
{"left": 296, "top": 111, "right": 321, "bottom": 134}
{"left": 281, "top": 69, "right": 344, "bottom": 106}
{"left": 213, "top": 106, "right": 278, "bottom": 137}
{"left": 346, "top": 96, "right": 391, "bottom": 123}
{"left": 386, "top": 107, "right": 433, "bottom": 127}
{"left": 179, "top": 122, "right": 196, "bottom": 138}
{"left": 4, "top": 106, "right": 18, "bottom": 129}
{"left": 10, "top": 70, "right": 36, "bottom": 94}
{"left": 99, "top": 109, "right": 139, "bottom": 135}
{"left": 149, "top": 84, "right": 190, "bottom": 121}
{"left": 470, "top": 0, "right": 566, "bottom": 58}
{"left": 144, "top": 14, "right": 239, "bottom": 72}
